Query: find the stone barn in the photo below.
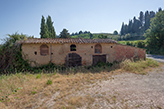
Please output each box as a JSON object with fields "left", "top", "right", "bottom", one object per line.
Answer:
{"left": 18, "top": 38, "right": 146, "bottom": 67}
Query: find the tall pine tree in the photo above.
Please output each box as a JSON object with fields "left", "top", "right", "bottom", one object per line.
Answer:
{"left": 40, "top": 16, "right": 49, "bottom": 38}
{"left": 139, "top": 11, "right": 144, "bottom": 26}
{"left": 128, "top": 20, "right": 133, "bottom": 33}
{"left": 46, "top": 15, "right": 56, "bottom": 38}
{"left": 120, "top": 22, "right": 125, "bottom": 35}
{"left": 144, "top": 11, "right": 150, "bottom": 31}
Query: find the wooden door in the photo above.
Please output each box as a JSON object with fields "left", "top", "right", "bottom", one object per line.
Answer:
{"left": 65, "top": 53, "right": 82, "bottom": 67}
{"left": 92, "top": 55, "right": 106, "bottom": 65}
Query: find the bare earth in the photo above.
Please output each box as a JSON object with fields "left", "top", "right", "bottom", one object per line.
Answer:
{"left": 50, "top": 66, "right": 164, "bottom": 109}
{"left": 82, "top": 66, "right": 164, "bottom": 109}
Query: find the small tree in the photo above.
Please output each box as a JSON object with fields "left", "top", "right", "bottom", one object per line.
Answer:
{"left": 113, "top": 30, "right": 118, "bottom": 35}
{"left": 59, "top": 29, "right": 71, "bottom": 38}
{"left": 89, "top": 33, "right": 93, "bottom": 39}
{"left": 0, "top": 32, "right": 32, "bottom": 73}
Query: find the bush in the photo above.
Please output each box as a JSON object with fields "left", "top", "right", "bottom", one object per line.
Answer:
{"left": 47, "top": 79, "right": 52, "bottom": 85}
{"left": 0, "top": 32, "right": 33, "bottom": 74}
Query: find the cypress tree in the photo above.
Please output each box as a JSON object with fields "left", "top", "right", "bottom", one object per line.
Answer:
{"left": 150, "top": 11, "right": 155, "bottom": 19}
{"left": 46, "top": 15, "right": 56, "bottom": 38}
{"left": 128, "top": 20, "right": 133, "bottom": 33}
{"left": 120, "top": 22, "right": 125, "bottom": 35}
{"left": 144, "top": 11, "right": 150, "bottom": 31}
{"left": 139, "top": 11, "right": 144, "bottom": 26}
{"left": 40, "top": 16, "right": 49, "bottom": 38}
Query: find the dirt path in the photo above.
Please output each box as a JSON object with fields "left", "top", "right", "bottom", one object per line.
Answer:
{"left": 68, "top": 66, "right": 164, "bottom": 109}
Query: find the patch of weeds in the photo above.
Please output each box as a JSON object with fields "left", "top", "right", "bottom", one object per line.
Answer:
{"left": 47, "top": 79, "right": 52, "bottom": 85}
{"left": 136, "top": 105, "right": 140, "bottom": 107}
{"left": 36, "top": 74, "right": 41, "bottom": 79}
{"left": 141, "top": 72, "right": 147, "bottom": 75}
{"left": 1, "top": 94, "right": 10, "bottom": 102}
{"left": 12, "top": 87, "right": 23, "bottom": 94}
{"left": 1, "top": 87, "right": 23, "bottom": 102}
{"left": 31, "top": 91, "right": 37, "bottom": 95}
{"left": 62, "top": 106, "right": 66, "bottom": 109}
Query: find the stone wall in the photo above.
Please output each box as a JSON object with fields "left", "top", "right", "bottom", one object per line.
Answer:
{"left": 21, "top": 43, "right": 146, "bottom": 67}
{"left": 115, "top": 44, "right": 146, "bottom": 62}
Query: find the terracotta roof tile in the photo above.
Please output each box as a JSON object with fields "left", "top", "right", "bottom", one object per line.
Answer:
{"left": 17, "top": 38, "right": 118, "bottom": 44}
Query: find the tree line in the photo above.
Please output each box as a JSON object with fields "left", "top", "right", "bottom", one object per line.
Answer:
{"left": 120, "top": 7, "right": 162, "bottom": 40}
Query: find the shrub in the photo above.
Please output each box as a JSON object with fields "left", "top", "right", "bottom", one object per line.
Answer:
{"left": 47, "top": 79, "right": 52, "bottom": 85}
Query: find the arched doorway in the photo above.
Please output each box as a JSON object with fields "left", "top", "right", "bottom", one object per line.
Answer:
{"left": 65, "top": 53, "right": 82, "bottom": 67}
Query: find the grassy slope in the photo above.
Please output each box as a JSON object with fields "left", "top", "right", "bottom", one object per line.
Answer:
{"left": 0, "top": 59, "right": 161, "bottom": 109}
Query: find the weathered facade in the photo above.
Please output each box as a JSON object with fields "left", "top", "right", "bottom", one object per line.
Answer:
{"left": 19, "top": 38, "right": 146, "bottom": 67}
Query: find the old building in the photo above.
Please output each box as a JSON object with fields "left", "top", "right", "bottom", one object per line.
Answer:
{"left": 18, "top": 38, "right": 146, "bottom": 67}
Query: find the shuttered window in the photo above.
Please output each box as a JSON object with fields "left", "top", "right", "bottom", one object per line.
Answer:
{"left": 95, "top": 44, "right": 102, "bottom": 53}
{"left": 40, "top": 44, "right": 49, "bottom": 56}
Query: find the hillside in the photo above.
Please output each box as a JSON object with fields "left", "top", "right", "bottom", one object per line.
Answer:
{"left": 71, "top": 33, "right": 120, "bottom": 41}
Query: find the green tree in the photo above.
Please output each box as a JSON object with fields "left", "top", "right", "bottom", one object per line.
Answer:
{"left": 144, "top": 11, "right": 164, "bottom": 54}
{"left": 98, "top": 34, "right": 107, "bottom": 39}
{"left": 144, "top": 11, "right": 150, "bottom": 31}
{"left": 46, "top": 15, "right": 56, "bottom": 38}
{"left": 79, "top": 31, "right": 83, "bottom": 34}
{"left": 120, "top": 22, "right": 125, "bottom": 35}
{"left": 40, "top": 16, "right": 49, "bottom": 38}
{"left": 128, "top": 20, "right": 133, "bottom": 33}
{"left": 0, "top": 32, "right": 32, "bottom": 73}
{"left": 158, "top": 7, "right": 162, "bottom": 12}
{"left": 59, "top": 29, "right": 71, "bottom": 38}
{"left": 139, "top": 11, "right": 144, "bottom": 26}
{"left": 113, "top": 30, "right": 118, "bottom": 35}
{"left": 90, "top": 33, "right": 93, "bottom": 39}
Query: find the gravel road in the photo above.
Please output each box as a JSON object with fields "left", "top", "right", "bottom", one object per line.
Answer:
{"left": 147, "top": 54, "right": 164, "bottom": 63}
{"left": 79, "top": 65, "right": 164, "bottom": 109}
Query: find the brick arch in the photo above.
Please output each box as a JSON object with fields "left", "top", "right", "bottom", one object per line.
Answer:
{"left": 95, "top": 44, "right": 102, "bottom": 53}
{"left": 40, "top": 44, "right": 49, "bottom": 56}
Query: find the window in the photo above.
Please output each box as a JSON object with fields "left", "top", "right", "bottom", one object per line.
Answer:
{"left": 34, "top": 51, "right": 37, "bottom": 55}
{"left": 70, "top": 44, "right": 76, "bottom": 51}
{"left": 40, "top": 44, "right": 49, "bottom": 56}
{"left": 95, "top": 44, "right": 102, "bottom": 53}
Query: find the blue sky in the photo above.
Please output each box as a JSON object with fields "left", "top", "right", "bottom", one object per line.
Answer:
{"left": 0, "top": 0, "right": 163, "bottom": 41}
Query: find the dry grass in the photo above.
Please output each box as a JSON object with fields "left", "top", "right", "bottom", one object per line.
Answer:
{"left": 121, "top": 58, "right": 159, "bottom": 74}
{"left": 0, "top": 59, "right": 162, "bottom": 108}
